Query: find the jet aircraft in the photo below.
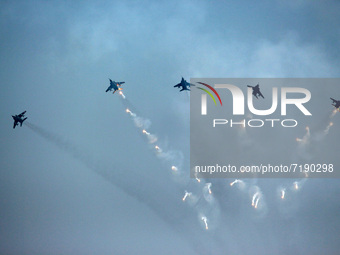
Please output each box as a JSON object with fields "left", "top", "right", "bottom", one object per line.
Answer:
{"left": 330, "top": 98, "right": 340, "bottom": 109}
{"left": 12, "top": 111, "right": 27, "bottom": 129}
{"left": 106, "top": 79, "right": 125, "bottom": 94}
{"left": 247, "top": 84, "right": 264, "bottom": 99}
{"left": 174, "top": 77, "right": 194, "bottom": 92}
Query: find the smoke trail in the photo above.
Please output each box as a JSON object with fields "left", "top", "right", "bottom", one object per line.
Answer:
{"left": 281, "top": 108, "right": 337, "bottom": 211}
{"left": 323, "top": 121, "right": 333, "bottom": 136}
{"left": 314, "top": 108, "right": 337, "bottom": 141}
{"left": 330, "top": 108, "right": 338, "bottom": 118}
{"left": 119, "top": 91, "right": 222, "bottom": 232}
{"left": 229, "top": 179, "right": 246, "bottom": 190}
{"left": 249, "top": 186, "right": 266, "bottom": 214}
{"left": 25, "top": 122, "right": 95, "bottom": 169}
{"left": 24, "top": 121, "right": 209, "bottom": 253}
{"left": 201, "top": 216, "right": 208, "bottom": 230}
{"left": 293, "top": 181, "right": 299, "bottom": 190}
{"left": 205, "top": 183, "right": 212, "bottom": 195}
{"left": 194, "top": 172, "right": 201, "bottom": 183}
{"left": 126, "top": 108, "right": 136, "bottom": 117}
{"left": 124, "top": 105, "right": 185, "bottom": 174}
{"left": 119, "top": 91, "right": 126, "bottom": 99}
{"left": 296, "top": 126, "right": 310, "bottom": 145}
{"left": 182, "top": 190, "right": 192, "bottom": 201}
{"left": 230, "top": 179, "right": 239, "bottom": 187}
{"left": 142, "top": 129, "right": 158, "bottom": 144}
{"left": 292, "top": 108, "right": 336, "bottom": 189}
{"left": 254, "top": 196, "right": 260, "bottom": 209}
{"left": 251, "top": 192, "right": 259, "bottom": 207}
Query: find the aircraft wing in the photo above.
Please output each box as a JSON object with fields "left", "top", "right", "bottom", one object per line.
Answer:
{"left": 105, "top": 86, "right": 112, "bottom": 92}
{"left": 13, "top": 121, "right": 17, "bottom": 129}
{"left": 174, "top": 83, "right": 181, "bottom": 88}
{"left": 258, "top": 91, "right": 265, "bottom": 99}
{"left": 330, "top": 98, "right": 337, "bottom": 103}
{"left": 18, "top": 111, "right": 26, "bottom": 117}
{"left": 180, "top": 87, "right": 190, "bottom": 92}
{"left": 118, "top": 82, "right": 125, "bottom": 85}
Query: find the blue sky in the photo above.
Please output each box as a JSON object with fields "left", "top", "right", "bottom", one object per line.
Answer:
{"left": 1, "top": 1, "right": 340, "bottom": 254}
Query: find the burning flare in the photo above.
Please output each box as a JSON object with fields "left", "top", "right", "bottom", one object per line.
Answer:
{"left": 154, "top": 145, "right": 162, "bottom": 153}
{"left": 331, "top": 108, "right": 339, "bottom": 118}
{"left": 252, "top": 192, "right": 261, "bottom": 209}
{"left": 254, "top": 197, "right": 260, "bottom": 209}
{"left": 119, "top": 91, "right": 126, "bottom": 99}
{"left": 324, "top": 122, "right": 334, "bottom": 135}
{"left": 281, "top": 189, "right": 286, "bottom": 199}
{"left": 142, "top": 129, "right": 150, "bottom": 135}
{"left": 206, "top": 183, "right": 212, "bottom": 194}
{"left": 230, "top": 179, "right": 243, "bottom": 186}
{"left": 194, "top": 172, "right": 201, "bottom": 183}
{"left": 171, "top": 166, "right": 178, "bottom": 171}
{"left": 126, "top": 108, "right": 136, "bottom": 117}
{"left": 182, "top": 190, "right": 192, "bottom": 201}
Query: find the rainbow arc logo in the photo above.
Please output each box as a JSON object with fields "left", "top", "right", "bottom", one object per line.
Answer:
{"left": 196, "top": 82, "right": 222, "bottom": 106}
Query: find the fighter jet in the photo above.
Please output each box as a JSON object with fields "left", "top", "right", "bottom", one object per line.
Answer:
{"left": 174, "top": 77, "right": 194, "bottom": 92}
{"left": 247, "top": 84, "right": 264, "bottom": 99}
{"left": 106, "top": 79, "right": 125, "bottom": 94}
{"left": 330, "top": 98, "right": 340, "bottom": 109}
{"left": 12, "top": 111, "right": 27, "bottom": 129}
